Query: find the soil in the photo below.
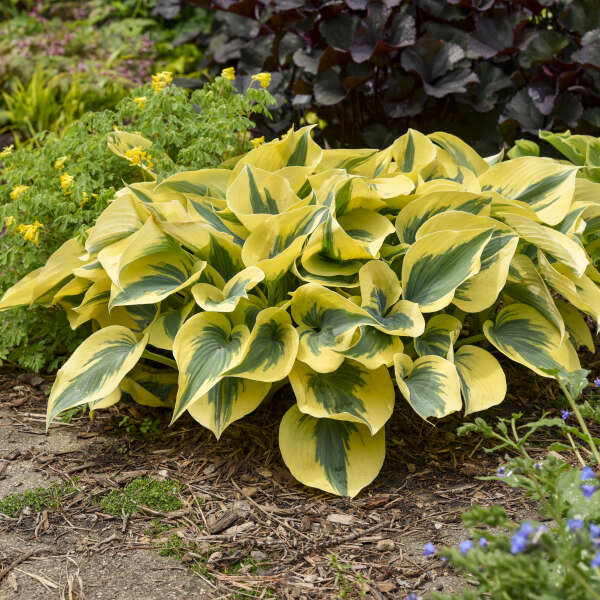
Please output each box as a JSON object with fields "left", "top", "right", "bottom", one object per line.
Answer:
{"left": 0, "top": 363, "right": 595, "bottom": 600}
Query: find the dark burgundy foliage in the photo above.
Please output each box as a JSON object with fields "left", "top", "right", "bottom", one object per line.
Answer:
{"left": 170, "top": 0, "right": 600, "bottom": 153}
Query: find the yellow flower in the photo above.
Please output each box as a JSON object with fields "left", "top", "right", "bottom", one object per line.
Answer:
{"left": 10, "top": 184, "right": 29, "bottom": 201}
{"left": 134, "top": 96, "right": 147, "bottom": 109}
{"left": 251, "top": 72, "right": 271, "bottom": 88}
{"left": 54, "top": 155, "right": 69, "bottom": 171}
{"left": 79, "top": 192, "right": 90, "bottom": 208}
{"left": 4, "top": 216, "right": 15, "bottom": 228}
{"left": 125, "top": 146, "right": 153, "bottom": 170}
{"left": 251, "top": 136, "right": 265, "bottom": 148}
{"left": 59, "top": 173, "right": 74, "bottom": 194}
{"left": 16, "top": 221, "right": 44, "bottom": 245}
{"left": 151, "top": 71, "right": 173, "bottom": 92}
{"left": 221, "top": 67, "right": 235, "bottom": 81}
{"left": 0, "top": 145, "right": 14, "bottom": 158}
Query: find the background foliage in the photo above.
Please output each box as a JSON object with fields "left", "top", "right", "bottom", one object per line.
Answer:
{"left": 178, "top": 0, "right": 600, "bottom": 153}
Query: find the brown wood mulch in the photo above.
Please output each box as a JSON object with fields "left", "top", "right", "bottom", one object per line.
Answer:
{"left": 0, "top": 355, "right": 599, "bottom": 599}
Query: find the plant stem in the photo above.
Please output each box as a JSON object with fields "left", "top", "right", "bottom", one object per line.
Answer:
{"left": 142, "top": 351, "right": 176, "bottom": 369}
{"left": 559, "top": 381, "right": 600, "bottom": 466}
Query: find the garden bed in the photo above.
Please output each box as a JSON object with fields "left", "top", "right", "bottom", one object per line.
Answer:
{"left": 0, "top": 364, "right": 579, "bottom": 600}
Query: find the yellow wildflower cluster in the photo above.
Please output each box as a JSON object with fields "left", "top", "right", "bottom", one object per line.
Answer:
{"left": 221, "top": 67, "right": 235, "bottom": 81}
{"left": 125, "top": 146, "right": 153, "bottom": 170}
{"left": 134, "top": 96, "right": 147, "bottom": 109}
{"left": 59, "top": 173, "right": 74, "bottom": 194}
{"left": 0, "top": 145, "right": 14, "bottom": 158}
{"left": 54, "top": 156, "right": 69, "bottom": 171}
{"left": 251, "top": 72, "right": 271, "bottom": 88}
{"left": 16, "top": 221, "right": 44, "bottom": 246}
{"left": 10, "top": 185, "right": 29, "bottom": 201}
{"left": 151, "top": 71, "right": 173, "bottom": 92}
{"left": 251, "top": 136, "right": 265, "bottom": 148}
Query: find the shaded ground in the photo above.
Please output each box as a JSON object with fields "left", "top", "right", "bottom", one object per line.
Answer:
{"left": 0, "top": 362, "right": 595, "bottom": 600}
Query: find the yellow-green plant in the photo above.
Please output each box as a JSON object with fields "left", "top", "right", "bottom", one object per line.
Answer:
{"left": 1, "top": 126, "right": 599, "bottom": 497}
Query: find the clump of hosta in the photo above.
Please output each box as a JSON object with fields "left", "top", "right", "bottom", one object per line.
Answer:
{"left": 1, "top": 126, "right": 599, "bottom": 497}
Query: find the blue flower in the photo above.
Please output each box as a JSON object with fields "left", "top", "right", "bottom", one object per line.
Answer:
{"left": 497, "top": 466, "right": 505, "bottom": 477}
{"left": 510, "top": 533, "right": 527, "bottom": 554}
{"left": 406, "top": 594, "right": 421, "bottom": 600}
{"left": 479, "top": 537, "right": 488, "bottom": 548}
{"left": 518, "top": 522, "right": 535, "bottom": 537}
{"left": 568, "top": 518, "right": 584, "bottom": 532}
{"left": 582, "top": 485, "right": 596, "bottom": 499}
{"left": 534, "top": 462, "right": 542, "bottom": 470}
{"left": 561, "top": 409, "right": 571, "bottom": 420}
{"left": 594, "top": 377, "right": 600, "bottom": 389}
{"left": 459, "top": 540, "right": 473, "bottom": 555}
{"left": 590, "top": 523, "right": 600, "bottom": 539}
{"left": 423, "top": 542, "right": 436, "bottom": 557}
{"left": 592, "top": 552, "right": 600, "bottom": 568}
{"left": 582, "top": 467, "right": 596, "bottom": 481}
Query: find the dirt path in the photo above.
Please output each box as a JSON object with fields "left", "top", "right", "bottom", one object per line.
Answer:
{"left": 0, "top": 370, "right": 547, "bottom": 599}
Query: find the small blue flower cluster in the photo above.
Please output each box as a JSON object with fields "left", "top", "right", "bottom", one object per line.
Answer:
{"left": 594, "top": 377, "right": 600, "bottom": 388}
{"left": 423, "top": 467, "right": 600, "bottom": 571}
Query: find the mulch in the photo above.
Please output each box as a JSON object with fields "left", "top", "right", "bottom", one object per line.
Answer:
{"left": 0, "top": 358, "right": 598, "bottom": 599}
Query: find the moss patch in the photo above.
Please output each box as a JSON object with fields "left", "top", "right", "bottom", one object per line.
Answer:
{"left": 100, "top": 477, "right": 182, "bottom": 516}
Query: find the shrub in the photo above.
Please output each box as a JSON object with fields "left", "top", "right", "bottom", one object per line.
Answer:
{"left": 1, "top": 126, "right": 599, "bottom": 497}
{"left": 0, "top": 73, "right": 276, "bottom": 371}
{"left": 194, "top": 0, "right": 600, "bottom": 153}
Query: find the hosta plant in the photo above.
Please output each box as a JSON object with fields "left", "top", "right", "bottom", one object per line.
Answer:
{"left": 1, "top": 126, "right": 599, "bottom": 497}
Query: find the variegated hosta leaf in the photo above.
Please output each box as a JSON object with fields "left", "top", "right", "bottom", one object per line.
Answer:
{"left": 538, "top": 251, "right": 600, "bottom": 328}
{"left": 0, "top": 237, "right": 85, "bottom": 311}
{"left": 89, "top": 387, "right": 122, "bottom": 411}
{"left": 227, "top": 165, "right": 305, "bottom": 231}
{"left": 340, "top": 327, "right": 404, "bottom": 369}
{"left": 428, "top": 132, "right": 489, "bottom": 176}
{"left": 186, "top": 196, "right": 248, "bottom": 246}
{"left": 110, "top": 219, "right": 207, "bottom": 307}
{"left": 225, "top": 307, "right": 299, "bottom": 382}
{"left": 358, "top": 260, "right": 425, "bottom": 336}
{"left": 147, "top": 297, "right": 195, "bottom": 350}
{"left": 479, "top": 156, "right": 578, "bottom": 225}
{"left": 414, "top": 211, "right": 519, "bottom": 313}
{"left": 234, "top": 126, "right": 323, "bottom": 177}
{"left": 172, "top": 312, "right": 251, "bottom": 422}
{"left": 279, "top": 405, "right": 385, "bottom": 497}
{"left": 120, "top": 366, "right": 178, "bottom": 407}
{"left": 291, "top": 283, "right": 372, "bottom": 372}
{"left": 241, "top": 205, "right": 328, "bottom": 281}
{"left": 192, "top": 266, "right": 264, "bottom": 312}
{"left": 401, "top": 228, "right": 492, "bottom": 312}
{"left": 390, "top": 129, "right": 437, "bottom": 177}
{"left": 315, "top": 149, "right": 377, "bottom": 174}
{"left": 504, "top": 254, "right": 564, "bottom": 338}
{"left": 53, "top": 277, "right": 92, "bottom": 306}
{"left": 157, "top": 169, "right": 230, "bottom": 199}
{"left": 395, "top": 191, "right": 492, "bottom": 245}
{"left": 483, "top": 303, "right": 569, "bottom": 378}
{"left": 188, "top": 377, "right": 271, "bottom": 439}
{"left": 556, "top": 299, "right": 595, "bottom": 353}
{"left": 393, "top": 354, "right": 462, "bottom": 420}
{"left": 499, "top": 213, "right": 589, "bottom": 277}
{"left": 414, "top": 314, "right": 462, "bottom": 358}
{"left": 47, "top": 326, "right": 148, "bottom": 425}
{"left": 454, "top": 345, "right": 506, "bottom": 415}
{"left": 290, "top": 359, "right": 394, "bottom": 434}
{"left": 85, "top": 193, "right": 148, "bottom": 254}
